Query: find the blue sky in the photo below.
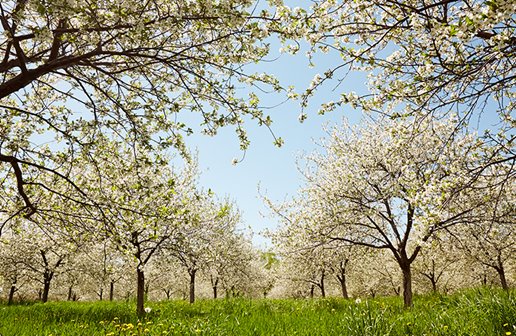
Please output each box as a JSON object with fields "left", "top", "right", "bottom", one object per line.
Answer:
{"left": 178, "top": 41, "right": 507, "bottom": 248}
{"left": 178, "top": 41, "right": 367, "bottom": 248}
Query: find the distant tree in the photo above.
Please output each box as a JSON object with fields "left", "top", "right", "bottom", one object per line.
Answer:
{"left": 167, "top": 199, "right": 240, "bottom": 303}
{"left": 268, "top": 117, "right": 500, "bottom": 307}
{"left": 447, "top": 171, "right": 515, "bottom": 290}
{"left": 80, "top": 144, "right": 201, "bottom": 315}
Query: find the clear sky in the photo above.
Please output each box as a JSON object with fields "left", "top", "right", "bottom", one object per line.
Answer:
{"left": 177, "top": 40, "right": 367, "bottom": 248}
{"left": 176, "top": 40, "right": 505, "bottom": 248}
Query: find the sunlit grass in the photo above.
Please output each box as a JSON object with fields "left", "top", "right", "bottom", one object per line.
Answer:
{"left": 0, "top": 287, "right": 514, "bottom": 335}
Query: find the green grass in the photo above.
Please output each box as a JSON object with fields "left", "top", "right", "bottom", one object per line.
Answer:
{"left": 0, "top": 288, "right": 514, "bottom": 335}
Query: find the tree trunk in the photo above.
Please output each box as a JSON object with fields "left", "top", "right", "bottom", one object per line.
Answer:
{"left": 109, "top": 280, "right": 114, "bottom": 301}
{"left": 67, "top": 285, "right": 73, "bottom": 301}
{"left": 401, "top": 262, "right": 413, "bottom": 308}
{"left": 369, "top": 289, "right": 376, "bottom": 298}
{"left": 495, "top": 266, "right": 508, "bottom": 290}
{"left": 431, "top": 278, "right": 437, "bottom": 292}
{"left": 8, "top": 284, "right": 16, "bottom": 305}
{"left": 319, "top": 271, "right": 326, "bottom": 298}
{"left": 98, "top": 287, "right": 103, "bottom": 301}
{"left": 189, "top": 268, "right": 197, "bottom": 304}
{"left": 337, "top": 271, "right": 348, "bottom": 299}
{"left": 495, "top": 254, "right": 509, "bottom": 290}
{"left": 309, "top": 285, "right": 315, "bottom": 299}
{"left": 136, "top": 268, "right": 145, "bottom": 316}
{"left": 42, "top": 271, "right": 53, "bottom": 303}
{"left": 42, "top": 280, "right": 51, "bottom": 303}
{"left": 211, "top": 276, "right": 219, "bottom": 299}
{"left": 164, "top": 289, "right": 171, "bottom": 300}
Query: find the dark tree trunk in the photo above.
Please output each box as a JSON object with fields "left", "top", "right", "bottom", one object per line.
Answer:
{"left": 42, "top": 280, "right": 51, "bottom": 303}
{"left": 98, "top": 287, "right": 103, "bottom": 301}
{"left": 67, "top": 285, "right": 73, "bottom": 301}
{"left": 309, "top": 285, "right": 315, "bottom": 299}
{"left": 369, "top": 289, "right": 376, "bottom": 298}
{"left": 109, "top": 280, "right": 114, "bottom": 301}
{"left": 189, "top": 268, "right": 197, "bottom": 304}
{"left": 319, "top": 271, "right": 326, "bottom": 298}
{"left": 211, "top": 276, "right": 219, "bottom": 299}
{"left": 422, "top": 271, "right": 438, "bottom": 292}
{"left": 339, "top": 276, "right": 348, "bottom": 299}
{"left": 495, "top": 266, "right": 508, "bottom": 290}
{"left": 431, "top": 278, "right": 437, "bottom": 292}
{"left": 41, "top": 271, "right": 53, "bottom": 303}
{"left": 136, "top": 268, "right": 145, "bottom": 316}
{"left": 8, "top": 284, "right": 16, "bottom": 305}
{"left": 336, "top": 264, "right": 349, "bottom": 299}
{"left": 495, "top": 254, "right": 509, "bottom": 290}
{"left": 400, "top": 261, "right": 413, "bottom": 308}
{"left": 164, "top": 289, "right": 171, "bottom": 300}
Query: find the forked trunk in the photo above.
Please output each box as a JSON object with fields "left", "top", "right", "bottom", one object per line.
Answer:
{"left": 211, "top": 276, "right": 219, "bottom": 299}
{"left": 337, "top": 270, "right": 349, "bottom": 299}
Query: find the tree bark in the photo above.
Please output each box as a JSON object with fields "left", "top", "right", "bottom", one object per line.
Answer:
{"left": 42, "top": 280, "right": 51, "bottom": 303}
{"left": 495, "top": 266, "right": 508, "bottom": 290}
{"left": 164, "top": 289, "right": 171, "bottom": 300}
{"left": 67, "top": 285, "right": 73, "bottom": 301}
{"left": 319, "top": 271, "right": 326, "bottom": 298}
{"left": 109, "top": 280, "right": 114, "bottom": 301}
{"left": 336, "top": 266, "right": 349, "bottom": 299}
{"left": 189, "top": 268, "right": 197, "bottom": 304}
{"left": 8, "top": 284, "right": 16, "bottom": 305}
{"left": 309, "top": 285, "right": 315, "bottom": 299}
{"left": 401, "top": 262, "right": 413, "bottom": 308}
{"left": 136, "top": 268, "right": 145, "bottom": 316}
{"left": 431, "top": 278, "right": 437, "bottom": 292}
{"left": 41, "top": 270, "right": 53, "bottom": 303}
{"left": 211, "top": 276, "right": 219, "bottom": 299}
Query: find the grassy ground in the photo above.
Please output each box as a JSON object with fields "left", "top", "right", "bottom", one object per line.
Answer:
{"left": 0, "top": 288, "right": 514, "bottom": 335}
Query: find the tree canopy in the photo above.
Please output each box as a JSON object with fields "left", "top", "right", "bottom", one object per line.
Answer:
{"left": 0, "top": 0, "right": 288, "bottom": 219}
